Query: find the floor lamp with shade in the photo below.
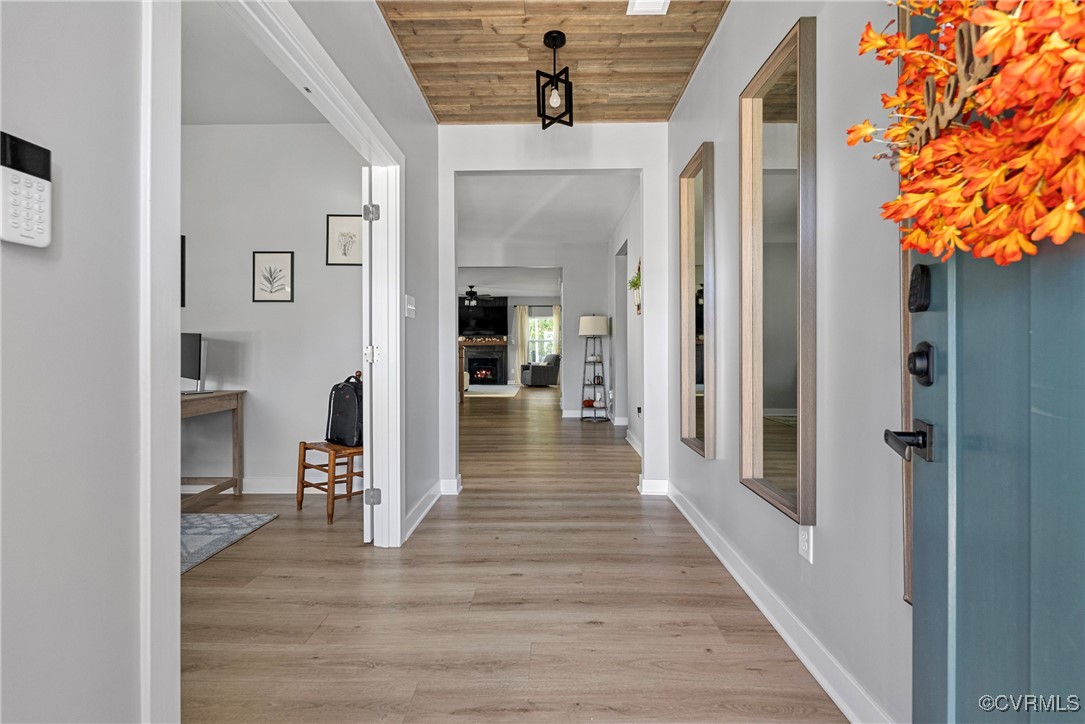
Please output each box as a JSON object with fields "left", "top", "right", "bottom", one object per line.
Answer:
{"left": 579, "top": 314, "right": 609, "bottom": 422}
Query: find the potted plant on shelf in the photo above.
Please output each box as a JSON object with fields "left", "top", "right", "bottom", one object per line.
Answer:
{"left": 628, "top": 260, "right": 642, "bottom": 315}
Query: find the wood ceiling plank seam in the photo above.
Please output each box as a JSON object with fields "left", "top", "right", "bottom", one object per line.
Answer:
{"left": 380, "top": 2, "right": 528, "bottom": 20}
{"left": 377, "top": 0, "right": 441, "bottom": 122}
{"left": 666, "top": 0, "right": 730, "bottom": 121}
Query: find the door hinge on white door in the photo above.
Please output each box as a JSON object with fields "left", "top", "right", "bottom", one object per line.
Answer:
{"left": 364, "top": 345, "right": 381, "bottom": 363}
{"left": 364, "top": 488, "right": 382, "bottom": 505}
{"left": 363, "top": 204, "right": 380, "bottom": 222}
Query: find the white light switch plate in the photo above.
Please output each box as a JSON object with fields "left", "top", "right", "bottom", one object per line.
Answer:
{"left": 405, "top": 294, "right": 416, "bottom": 318}
{"left": 798, "top": 525, "right": 814, "bottom": 564}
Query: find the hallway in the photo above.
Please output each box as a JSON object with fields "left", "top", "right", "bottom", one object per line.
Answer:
{"left": 182, "top": 387, "right": 842, "bottom": 721}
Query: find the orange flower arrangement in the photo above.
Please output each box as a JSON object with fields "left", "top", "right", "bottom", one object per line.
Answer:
{"left": 848, "top": 0, "right": 1085, "bottom": 265}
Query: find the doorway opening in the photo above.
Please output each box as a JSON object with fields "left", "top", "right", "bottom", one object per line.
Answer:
{"left": 141, "top": 2, "right": 408, "bottom": 716}
{"left": 453, "top": 171, "right": 643, "bottom": 494}
{"left": 179, "top": 0, "right": 377, "bottom": 537}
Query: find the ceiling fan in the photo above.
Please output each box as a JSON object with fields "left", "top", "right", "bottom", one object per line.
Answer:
{"left": 462, "top": 285, "right": 493, "bottom": 307}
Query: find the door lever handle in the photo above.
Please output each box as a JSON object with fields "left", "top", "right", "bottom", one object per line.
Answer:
{"left": 884, "top": 430, "right": 925, "bottom": 461}
{"left": 884, "top": 420, "right": 935, "bottom": 462}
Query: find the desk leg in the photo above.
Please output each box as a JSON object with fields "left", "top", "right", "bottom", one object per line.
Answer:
{"left": 232, "top": 396, "right": 244, "bottom": 496}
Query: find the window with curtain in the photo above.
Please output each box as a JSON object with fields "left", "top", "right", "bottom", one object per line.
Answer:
{"left": 527, "top": 313, "right": 556, "bottom": 363}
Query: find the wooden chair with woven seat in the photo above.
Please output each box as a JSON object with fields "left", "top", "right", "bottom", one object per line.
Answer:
{"left": 296, "top": 441, "right": 363, "bottom": 524}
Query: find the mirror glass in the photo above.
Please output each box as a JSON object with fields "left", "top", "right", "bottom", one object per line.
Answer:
{"left": 761, "top": 57, "right": 799, "bottom": 504}
{"left": 740, "top": 18, "right": 815, "bottom": 524}
{"left": 680, "top": 143, "right": 714, "bottom": 457}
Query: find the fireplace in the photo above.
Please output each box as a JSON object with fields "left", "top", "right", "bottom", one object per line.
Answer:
{"left": 465, "top": 347, "right": 507, "bottom": 385}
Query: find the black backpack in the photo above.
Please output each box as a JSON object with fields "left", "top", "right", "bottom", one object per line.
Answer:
{"left": 325, "top": 372, "right": 364, "bottom": 447}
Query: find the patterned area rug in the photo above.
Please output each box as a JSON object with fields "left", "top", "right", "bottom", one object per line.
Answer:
{"left": 181, "top": 513, "right": 277, "bottom": 573}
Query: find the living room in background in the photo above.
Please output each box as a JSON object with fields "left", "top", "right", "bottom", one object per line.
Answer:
{"left": 526, "top": 307, "right": 557, "bottom": 362}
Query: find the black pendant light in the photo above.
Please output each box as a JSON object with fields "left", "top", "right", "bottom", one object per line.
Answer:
{"left": 536, "top": 30, "right": 573, "bottom": 129}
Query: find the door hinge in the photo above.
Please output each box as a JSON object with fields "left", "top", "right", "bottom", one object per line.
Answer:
{"left": 363, "top": 487, "right": 382, "bottom": 505}
{"left": 364, "top": 345, "right": 381, "bottom": 363}
{"left": 363, "top": 203, "right": 380, "bottom": 222}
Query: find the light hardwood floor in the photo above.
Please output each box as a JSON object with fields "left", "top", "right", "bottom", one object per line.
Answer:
{"left": 181, "top": 386, "right": 842, "bottom": 722}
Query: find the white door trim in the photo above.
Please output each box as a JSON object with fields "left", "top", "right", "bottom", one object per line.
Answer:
{"left": 140, "top": 0, "right": 407, "bottom": 717}
{"left": 139, "top": 2, "right": 181, "bottom": 720}
{"left": 214, "top": 2, "right": 407, "bottom": 540}
{"left": 218, "top": 1, "right": 407, "bottom": 545}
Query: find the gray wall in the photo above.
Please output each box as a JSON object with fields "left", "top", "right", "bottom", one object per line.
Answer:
{"left": 763, "top": 241, "right": 798, "bottom": 412}
{"left": 668, "top": 1, "right": 911, "bottom": 720}
{"left": 1, "top": 3, "right": 143, "bottom": 720}
{"left": 291, "top": 1, "right": 440, "bottom": 513}
{"left": 181, "top": 123, "right": 366, "bottom": 488}
{"left": 608, "top": 189, "right": 644, "bottom": 446}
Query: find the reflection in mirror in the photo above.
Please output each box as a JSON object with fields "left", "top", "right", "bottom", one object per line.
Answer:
{"left": 762, "top": 120, "right": 799, "bottom": 500}
{"left": 680, "top": 142, "right": 714, "bottom": 457}
{"left": 740, "top": 18, "right": 815, "bottom": 524}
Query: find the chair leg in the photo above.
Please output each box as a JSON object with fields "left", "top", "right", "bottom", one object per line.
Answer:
{"left": 296, "top": 442, "right": 306, "bottom": 511}
{"left": 326, "top": 449, "right": 337, "bottom": 524}
{"left": 346, "top": 455, "right": 354, "bottom": 496}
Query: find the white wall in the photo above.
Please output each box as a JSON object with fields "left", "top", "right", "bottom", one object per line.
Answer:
{"left": 181, "top": 124, "right": 366, "bottom": 491}
{"left": 0, "top": 3, "right": 147, "bottom": 720}
{"left": 291, "top": 1, "right": 440, "bottom": 514}
{"left": 667, "top": 2, "right": 910, "bottom": 721}
{"left": 608, "top": 189, "right": 644, "bottom": 447}
{"left": 459, "top": 243, "right": 609, "bottom": 412}
{"left": 439, "top": 125, "right": 669, "bottom": 487}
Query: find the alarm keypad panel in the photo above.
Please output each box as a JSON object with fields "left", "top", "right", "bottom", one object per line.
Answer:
{"left": 2, "top": 132, "right": 52, "bottom": 248}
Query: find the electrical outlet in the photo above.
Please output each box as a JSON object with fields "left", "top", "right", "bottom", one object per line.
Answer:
{"left": 798, "top": 526, "right": 814, "bottom": 564}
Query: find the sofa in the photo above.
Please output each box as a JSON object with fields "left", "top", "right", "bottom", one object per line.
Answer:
{"left": 521, "top": 354, "right": 561, "bottom": 387}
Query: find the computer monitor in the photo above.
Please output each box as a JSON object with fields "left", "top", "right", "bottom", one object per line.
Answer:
{"left": 181, "top": 332, "right": 207, "bottom": 394}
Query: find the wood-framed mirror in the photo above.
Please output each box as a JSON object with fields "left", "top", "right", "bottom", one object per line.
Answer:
{"left": 739, "top": 17, "right": 816, "bottom": 524}
{"left": 680, "top": 142, "right": 715, "bottom": 457}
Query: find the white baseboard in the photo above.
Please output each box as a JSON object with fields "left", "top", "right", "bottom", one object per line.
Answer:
{"left": 667, "top": 484, "right": 895, "bottom": 724}
{"left": 440, "top": 475, "right": 462, "bottom": 495}
{"left": 561, "top": 409, "right": 582, "bottom": 418}
{"left": 764, "top": 408, "right": 798, "bottom": 416}
{"left": 611, "top": 416, "right": 629, "bottom": 426}
{"left": 404, "top": 479, "right": 441, "bottom": 540}
{"left": 626, "top": 430, "right": 643, "bottom": 457}
{"left": 638, "top": 476, "right": 669, "bottom": 495}
{"left": 181, "top": 476, "right": 295, "bottom": 495}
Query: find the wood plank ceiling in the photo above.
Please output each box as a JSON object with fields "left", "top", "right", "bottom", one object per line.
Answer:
{"left": 377, "top": 1, "right": 730, "bottom": 124}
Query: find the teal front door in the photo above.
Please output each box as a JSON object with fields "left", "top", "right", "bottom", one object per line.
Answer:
{"left": 905, "top": 246, "right": 1085, "bottom": 722}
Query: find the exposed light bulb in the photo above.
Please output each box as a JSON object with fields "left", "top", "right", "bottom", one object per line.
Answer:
{"left": 549, "top": 87, "right": 561, "bottom": 109}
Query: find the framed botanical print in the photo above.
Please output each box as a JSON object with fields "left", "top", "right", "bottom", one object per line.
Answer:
{"left": 326, "top": 214, "right": 365, "bottom": 266}
{"left": 253, "top": 251, "right": 294, "bottom": 303}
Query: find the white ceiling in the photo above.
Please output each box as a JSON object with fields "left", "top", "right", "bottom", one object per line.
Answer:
{"left": 456, "top": 172, "right": 640, "bottom": 248}
{"left": 182, "top": 2, "right": 326, "bottom": 125}
{"left": 457, "top": 267, "right": 562, "bottom": 298}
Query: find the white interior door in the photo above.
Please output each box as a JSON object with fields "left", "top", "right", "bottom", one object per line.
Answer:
{"left": 360, "top": 166, "right": 374, "bottom": 544}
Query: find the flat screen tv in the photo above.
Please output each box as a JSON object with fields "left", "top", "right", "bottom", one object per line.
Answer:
{"left": 459, "top": 297, "right": 508, "bottom": 337}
